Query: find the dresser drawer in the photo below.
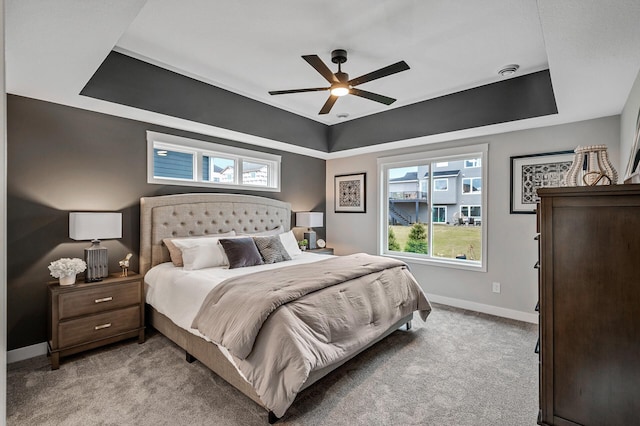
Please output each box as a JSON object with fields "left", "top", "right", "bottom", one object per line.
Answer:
{"left": 58, "top": 281, "right": 141, "bottom": 320}
{"left": 58, "top": 305, "right": 141, "bottom": 348}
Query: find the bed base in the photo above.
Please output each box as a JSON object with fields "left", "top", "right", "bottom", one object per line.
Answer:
{"left": 148, "top": 305, "right": 413, "bottom": 423}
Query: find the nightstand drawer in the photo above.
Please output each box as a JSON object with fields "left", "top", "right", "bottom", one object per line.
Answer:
{"left": 58, "top": 306, "right": 140, "bottom": 348}
{"left": 58, "top": 282, "right": 141, "bottom": 320}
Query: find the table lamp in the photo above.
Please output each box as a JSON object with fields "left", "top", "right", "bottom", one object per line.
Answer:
{"left": 69, "top": 212, "right": 122, "bottom": 282}
{"left": 296, "top": 212, "right": 323, "bottom": 249}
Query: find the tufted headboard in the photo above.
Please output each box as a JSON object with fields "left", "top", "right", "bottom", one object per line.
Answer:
{"left": 139, "top": 193, "right": 291, "bottom": 275}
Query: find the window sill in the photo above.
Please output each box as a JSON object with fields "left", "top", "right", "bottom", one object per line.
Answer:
{"left": 382, "top": 252, "right": 486, "bottom": 272}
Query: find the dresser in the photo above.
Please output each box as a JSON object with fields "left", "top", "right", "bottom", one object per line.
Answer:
{"left": 536, "top": 185, "right": 640, "bottom": 425}
{"left": 48, "top": 273, "right": 145, "bottom": 369}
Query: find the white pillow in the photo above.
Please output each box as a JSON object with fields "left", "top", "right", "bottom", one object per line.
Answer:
{"left": 279, "top": 230, "right": 302, "bottom": 257}
{"left": 238, "top": 225, "right": 284, "bottom": 237}
{"left": 172, "top": 235, "right": 240, "bottom": 270}
{"left": 163, "top": 231, "right": 235, "bottom": 267}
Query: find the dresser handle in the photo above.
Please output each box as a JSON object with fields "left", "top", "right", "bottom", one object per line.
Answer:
{"left": 95, "top": 297, "right": 113, "bottom": 304}
{"left": 94, "top": 323, "right": 112, "bottom": 330}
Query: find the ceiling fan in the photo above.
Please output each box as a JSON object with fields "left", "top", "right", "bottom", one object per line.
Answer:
{"left": 268, "top": 49, "right": 410, "bottom": 115}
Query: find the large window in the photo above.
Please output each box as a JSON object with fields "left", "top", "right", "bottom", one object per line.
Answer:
{"left": 378, "top": 144, "right": 488, "bottom": 271}
{"left": 147, "top": 131, "right": 280, "bottom": 191}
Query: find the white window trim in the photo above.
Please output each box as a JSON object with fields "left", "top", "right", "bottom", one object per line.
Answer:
{"left": 465, "top": 158, "right": 481, "bottom": 168}
{"left": 147, "top": 131, "right": 281, "bottom": 192}
{"left": 433, "top": 205, "right": 447, "bottom": 223}
{"left": 462, "top": 177, "right": 482, "bottom": 194}
{"left": 377, "top": 143, "right": 488, "bottom": 272}
{"left": 460, "top": 205, "right": 482, "bottom": 219}
{"left": 433, "top": 178, "right": 448, "bottom": 191}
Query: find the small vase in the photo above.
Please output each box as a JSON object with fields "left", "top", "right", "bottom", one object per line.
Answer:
{"left": 59, "top": 273, "right": 77, "bottom": 286}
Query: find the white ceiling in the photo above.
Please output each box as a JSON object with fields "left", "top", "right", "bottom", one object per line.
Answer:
{"left": 6, "top": 0, "right": 640, "bottom": 158}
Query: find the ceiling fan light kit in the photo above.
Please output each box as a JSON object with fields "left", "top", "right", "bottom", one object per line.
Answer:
{"left": 269, "top": 49, "right": 410, "bottom": 115}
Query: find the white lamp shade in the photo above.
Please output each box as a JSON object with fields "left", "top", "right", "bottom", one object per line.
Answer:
{"left": 296, "top": 212, "right": 323, "bottom": 228}
{"left": 69, "top": 212, "right": 122, "bottom": 241}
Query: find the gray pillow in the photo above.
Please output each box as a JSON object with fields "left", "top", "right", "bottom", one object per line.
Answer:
{"left": 253, "top": 236, "right": 292, "bottom": 264}
{"left": 219, "top": 238, "right": 264, "bottom": 269}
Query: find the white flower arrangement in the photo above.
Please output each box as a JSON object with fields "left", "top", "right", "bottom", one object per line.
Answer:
{"left": 48, "top": 258, "right": 87, "bottom": 278}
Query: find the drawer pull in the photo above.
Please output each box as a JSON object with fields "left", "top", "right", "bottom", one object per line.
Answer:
{"left": 534, "top": 261, "right": 540, "bottom": 269}
{"left": 94, "top": 323, "right": 112, "bottom": 330}
{"left": 95, "top": 297, "right": 113, "bottom": 304}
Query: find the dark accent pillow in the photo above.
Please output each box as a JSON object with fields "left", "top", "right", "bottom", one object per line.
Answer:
{"left": 253, "top": 236, "right": 292, "bottom": 264}
{"left": 219, "top": 238, "right": 264, "bottom": 269}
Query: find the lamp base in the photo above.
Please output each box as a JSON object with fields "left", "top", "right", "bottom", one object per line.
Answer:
{"left": 84, "top": 240, "right": 109, "bottom": 282}
{"left": 304, "top": 231, "right": 317, "bottom": 250}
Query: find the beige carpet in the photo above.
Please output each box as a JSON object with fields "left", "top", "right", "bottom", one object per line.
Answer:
{"left": 7, "top": 304, "right": 539, "bottom": 425}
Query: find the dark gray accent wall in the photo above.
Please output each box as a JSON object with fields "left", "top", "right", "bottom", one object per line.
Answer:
{"left": 6, "top": 95, "right": 326, "bottom": 350}
{"left": 81, "top": 52, "right": 557, "bottom": 153}
{"left": 81, "top": 51, "right": 330, "bottom": 152}
{"left": 328, "top": 70, "right": 558, "bottom": 151}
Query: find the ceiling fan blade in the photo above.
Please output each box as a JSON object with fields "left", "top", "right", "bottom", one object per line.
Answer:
{"left": 269, "top": 87, "right": 329, "bottom": 95}
{"left": 319, "top": 95, "right": 339, "bottom": 115}
{"left": 348, "top": 61, "right": 410, "bottom": 87}
{"left": 302, "top": 55, "right": 339, "bottom": 84}
{"left": 349, "top": 88, "right": 397, "bottom": 105}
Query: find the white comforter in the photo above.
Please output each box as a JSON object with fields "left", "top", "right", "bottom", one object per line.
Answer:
{"left": 145, "top": 252, "right": 329, "bottom": 340}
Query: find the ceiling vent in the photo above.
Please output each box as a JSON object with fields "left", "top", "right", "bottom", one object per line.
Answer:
{"left": 498, "top": 64, "right": 520, "bottom": 77}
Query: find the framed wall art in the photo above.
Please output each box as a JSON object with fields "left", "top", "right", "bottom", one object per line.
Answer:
{"left": 510, "top": 150, "right": 574, "bottom": 214}
{"left": 334, "top": 172, "right": 366, "bottom": 213}
{"left": 624, "top": 107, "right": 640, "bottom": 183}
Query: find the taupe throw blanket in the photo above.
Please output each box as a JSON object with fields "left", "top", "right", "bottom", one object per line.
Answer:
{"left": 192, "top": 253, "right": 431, "bottom": 417}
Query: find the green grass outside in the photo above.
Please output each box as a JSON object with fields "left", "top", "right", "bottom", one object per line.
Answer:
{"left": 389, "top": 224, "right": 482, "bottom": 261}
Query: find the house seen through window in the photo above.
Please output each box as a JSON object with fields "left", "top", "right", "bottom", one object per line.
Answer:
{"left": 379, "top": 144, "right": 487, "bottom": 271}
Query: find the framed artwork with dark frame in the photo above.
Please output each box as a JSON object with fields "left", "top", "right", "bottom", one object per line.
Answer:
{"left": 334, "top": 172, "right": 366, "bottom": 213}
{"left": 624, "top": 107, "right": 640, "bottom": 184}
{"left": 510, "top": 150, "right": 574, "bottom": 214}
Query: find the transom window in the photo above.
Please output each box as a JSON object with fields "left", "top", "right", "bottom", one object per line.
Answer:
{"left": 378, "top": 143, "right": 488, "bottom": 271}
{"left": 147, "top": 131, "right": 280, "bottom": 191}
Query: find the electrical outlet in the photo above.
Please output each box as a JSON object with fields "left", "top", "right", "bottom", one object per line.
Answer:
{"left": 492, "top": 282, "right": 501, "bottom": 293}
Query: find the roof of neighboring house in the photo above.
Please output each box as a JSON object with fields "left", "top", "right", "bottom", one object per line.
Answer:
{"left": 389, "top": 172, "right": 418, "bottom": 182}
{"left": 243, "top": 163, "right": 267, "bottom": 172}
{"left": 390, "top": 169, "right": 461, "bottom": 182}
{"left": 425, "top": 170, "right": 461, "bottom": 178}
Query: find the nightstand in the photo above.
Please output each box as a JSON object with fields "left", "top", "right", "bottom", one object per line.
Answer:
{"left": 47, "top": 273, "right": 145, "bottom": 370}
{"left": 307, "top": 247, "right": 334, "bottom": 255}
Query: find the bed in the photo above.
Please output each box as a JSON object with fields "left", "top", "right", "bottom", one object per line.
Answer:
{"left": 140, "top": 193, "right": 431, "bottom": 423}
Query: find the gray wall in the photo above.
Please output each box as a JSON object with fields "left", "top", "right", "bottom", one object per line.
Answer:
{"left": 82, "top": 52, "right": 557, "bottom": 154}
{"left": 6, "top": 95, "right": 326, "bottom": 350}
{"left": 327, "top": 116, "right": 621, "bottom": 320}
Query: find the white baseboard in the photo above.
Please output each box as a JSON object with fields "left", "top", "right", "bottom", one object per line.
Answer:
{"left": 426, "top": 294, "right": 539, "bottom": 324}
{"left": 7, "top": 342, "right": 48, "bottom": 364}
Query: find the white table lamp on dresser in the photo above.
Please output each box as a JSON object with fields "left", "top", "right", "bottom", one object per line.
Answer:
{"left": 296, "top": 212, "right": 323, "bottom": 249}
